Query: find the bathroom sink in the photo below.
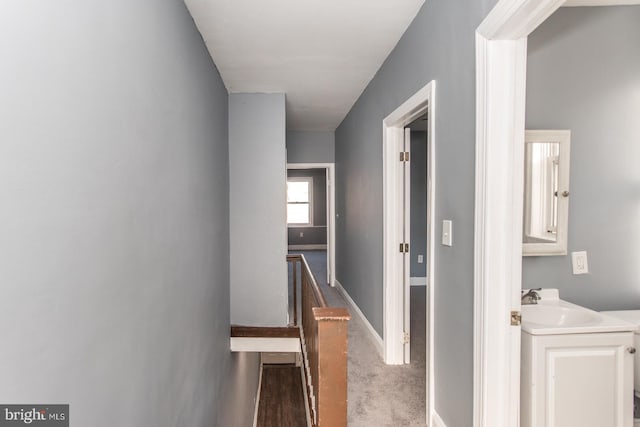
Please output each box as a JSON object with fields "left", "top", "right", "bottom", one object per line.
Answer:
{"left": 520, "top": 288, "right": 637, "bottom": 335}
{"left": 522, "top": 304, "right": 601, "bottom": 327}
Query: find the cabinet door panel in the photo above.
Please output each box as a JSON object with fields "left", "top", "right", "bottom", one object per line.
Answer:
{"left": 522, "top": 332, "right": 633, "bottom": 427}
{"left": 547, "top": 347, "right": 619, "bottom": 427}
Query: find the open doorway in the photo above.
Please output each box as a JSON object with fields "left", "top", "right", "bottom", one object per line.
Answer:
{"left": 286, "top": 163, "right": 336, "bottom": 287}
{"left": 382, "top": 81, "right": 435, "bottom": 423}
{"left": 405, "top": 114, "right": 428, "bottom": 372}
{"left": 473, "top": 0, "right": 637, "bottom": 425}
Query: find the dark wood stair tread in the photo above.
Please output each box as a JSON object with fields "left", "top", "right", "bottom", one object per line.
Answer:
{"left": 256, "top": 364, "right": 307, "bottom": 427}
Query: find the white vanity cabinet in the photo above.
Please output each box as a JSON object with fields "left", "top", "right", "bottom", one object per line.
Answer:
{"left": 521, "top": 331, "right": 634, "bottom": 427}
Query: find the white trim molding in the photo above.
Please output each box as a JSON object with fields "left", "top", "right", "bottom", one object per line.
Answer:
{"left": 252, "top": 363, "right": 264, "bottom": 427}
{"left": 431, "top": 410, "right": 448, "bottom": 427}
{"left": 474, "top": 1, "right": 565, "bottom": 427}
{"left": 410, "top": 276, "right": 427, "bottom": 287}
{"left": 474, "top": 32, "right": 527, "bottom": 427}
{"left": 382, "top": 80, "right": 436, "bottom": 425}
{"left": 383, "top": 81, "right": 435, "bottom": 364}
{"left": 230, "top": 337, "right": 301, "bottom": 353}
{"left": 334, "top": 279, "right": 384, "bottom": 359}
{"left": 476, "top": 1, "right": 632, "bottom": 425}
{"left": 287, "top": 163, "right": 336, "bottom": 287}
{"left": 287, "top": 244, "right": 327, "bottom": 251}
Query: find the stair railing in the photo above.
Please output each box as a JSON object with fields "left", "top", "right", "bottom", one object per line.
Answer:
{"left": 287, "top": 254, "right": 350, "bottom": 427}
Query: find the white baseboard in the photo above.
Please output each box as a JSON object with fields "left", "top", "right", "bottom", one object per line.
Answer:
{"left": 432, "top": 410, "right": 447, "bottom": 427}
{"left": 252, "top": 363, "right": 263, "bottom": 427}
{"left": 230, "top": 337, "right": 301, "bottom": 353}
{"left": 299, "top": 358, "right": 313, "bottom": 427}
{"left": 288, "top": 244, "right": 327, "bottom": 250}
{"left": 334, "top": 279, "right": 384, "bottom": 359}
{"left": 410, "top": 276, "right": 427, "bottom": 286}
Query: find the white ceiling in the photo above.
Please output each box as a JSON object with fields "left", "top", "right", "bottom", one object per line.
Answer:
{"left": 184, "top": 0, "right": 426, "bottom": 131}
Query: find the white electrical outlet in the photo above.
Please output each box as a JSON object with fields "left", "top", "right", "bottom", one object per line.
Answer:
{"left": 442, "top": 220, "right": 452, "bottom": 247}
{"left": 571, "top": 251, "right": 589, "bottom": 275}
{"left": 417, "top": 254, "right": 424, "bottom": 264}
{"left": 300, "top": 232, "right": 304, "bottom": 237}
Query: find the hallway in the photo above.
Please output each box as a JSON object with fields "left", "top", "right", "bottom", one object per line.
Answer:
{"left": 290, "top": 251, "right": 427, "bottom": 426}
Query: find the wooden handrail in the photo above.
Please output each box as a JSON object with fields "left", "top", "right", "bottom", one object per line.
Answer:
{"left": 287, "top": 254, "right": 350, "bottom": 427}
{"left": 288, "top": 254, "right": 328, "bottom": 308}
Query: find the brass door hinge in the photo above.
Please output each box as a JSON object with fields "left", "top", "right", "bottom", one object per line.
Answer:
{"left": 400, "top": 152, "right": 410, "bottom": 162}
{"left": 402, "top": 332, "right": 410, "bottom": 344}
{"left": 510, "top": 310, "right": 522, "bottom": 326}
{"left": 399, "top": 243, "right": 409, "bottom": 253}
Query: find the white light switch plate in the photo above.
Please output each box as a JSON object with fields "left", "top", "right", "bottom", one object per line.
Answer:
{"left": 571, "top": 251, "right": 589, "bottom": 275}
{"left": 442, "top": 220, "right": 452, "bottom": 247}
{"left": 417, "top": 254, "right": 424, "bottom": 264}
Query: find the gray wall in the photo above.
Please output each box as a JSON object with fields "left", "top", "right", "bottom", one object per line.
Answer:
{"left": 287, "top": 131, "right": 335, "bottom": 163}
{"left": 335, "top": 1, "right": 498, "bottom": 425}
{"left": 288, "top": 226, "right": 327, "bottom": 246}
{"left": 216, "top": 352, "right": 262, "bottom": 427}
{"left": 0, "top": 1, "right": 259, "bottom": 426}
{"left": 523, "top": 6, "right": 640, "bottom": 311}
{"left": 287, "top": 169, "right": 327, "bottom": 246}
{"left": 230, "top": 93, "right": 288, "bottom": 326}
{"left": 411, "top": 131, "right": 428, "bottom": 278}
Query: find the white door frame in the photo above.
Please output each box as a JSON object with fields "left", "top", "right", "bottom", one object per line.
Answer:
{"left": 286, "top": 163, "right": 336, "bottom": 286}
{"left": 382, "top": 81, "right": 435, "bottom": 423}
{"left": 473, "top": 0, "right": 633, "bottom": 425}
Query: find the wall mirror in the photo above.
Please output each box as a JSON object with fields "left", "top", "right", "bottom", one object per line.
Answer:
{"left": 523, "top": 130, "right": 571, "bottom": 256}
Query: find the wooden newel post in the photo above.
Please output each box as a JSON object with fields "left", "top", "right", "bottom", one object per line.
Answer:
{"left": 313, "top": 307, "right": 351, "bottom": 427}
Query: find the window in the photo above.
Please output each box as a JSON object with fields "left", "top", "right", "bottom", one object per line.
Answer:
{"left": 287, "top": 177, "right": 313, "bottom": 226}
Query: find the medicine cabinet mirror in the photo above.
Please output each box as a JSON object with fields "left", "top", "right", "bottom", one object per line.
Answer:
{"left": 523, "top": 130, "right": 571, "bottom": 256}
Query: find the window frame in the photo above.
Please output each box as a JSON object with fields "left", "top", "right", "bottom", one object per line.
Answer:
{"left": 286, "top": 176, "right": 314, "bottom": 227}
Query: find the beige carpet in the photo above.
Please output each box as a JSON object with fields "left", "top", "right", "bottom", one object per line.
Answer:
{"left": 341, "top": 286, "right": 427, "bottom": 427}
{"left": 291, "top": 251, "right": 427, "bottom": 426}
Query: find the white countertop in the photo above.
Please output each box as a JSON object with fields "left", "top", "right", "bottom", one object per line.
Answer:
{"left": 521, "top": 288, "right": 638, "bottom": 335}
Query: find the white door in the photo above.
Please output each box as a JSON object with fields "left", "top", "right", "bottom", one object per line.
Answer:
{"left": 402, "top": 127, "right": 411, "bottom": 363}
{"left": 325, "top": 167, "right": 334, "bottom": 286}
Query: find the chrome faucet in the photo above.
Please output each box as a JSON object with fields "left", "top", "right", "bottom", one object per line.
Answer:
{"left": 521, "top": 288, "right": 542, "bottom": 305}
